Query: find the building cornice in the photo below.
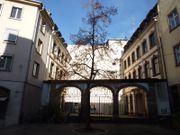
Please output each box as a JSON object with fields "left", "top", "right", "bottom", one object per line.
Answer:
{"left": 7, "top": 0, "right": 43, "bottom": 9}
{"left": 123, "top": 4, "right": 158, "bottom": 54}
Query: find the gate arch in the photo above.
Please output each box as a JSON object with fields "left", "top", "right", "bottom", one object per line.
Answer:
{"left": 118, "top": 83, "right": 148, "bottom": 94}
{"left": 90, "top": 87, "right": 113, "bottom": 117}
{"left": 118, "top": 85, "right": 148, "bottom": 117}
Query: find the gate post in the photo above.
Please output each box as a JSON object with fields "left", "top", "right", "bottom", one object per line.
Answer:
{"left": 147, "top": 83, "right": 158, "bottom": 118}
{"left": 113, "top": 91, "right": 119, "bottom": 121}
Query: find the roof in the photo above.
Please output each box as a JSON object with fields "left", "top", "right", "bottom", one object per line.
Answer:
{"left": 123, "top": 4, "right": 158, "bottom": 53}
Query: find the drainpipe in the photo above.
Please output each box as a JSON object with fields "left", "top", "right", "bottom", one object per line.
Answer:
{"left": 154, "top": 5, "right": 172, "bottom": 114}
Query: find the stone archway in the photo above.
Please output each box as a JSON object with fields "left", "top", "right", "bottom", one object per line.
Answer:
{"left": 62, "top": 87, "right": 81, "bottom": 116}
{"left": 118, "top": 85, "right": 148, "bottom": 118}
{"left": 90, "top": 87, "right": 113, "bottom": 118}
{"left": 43, "top": 79, "right": 170, "bottom": 121}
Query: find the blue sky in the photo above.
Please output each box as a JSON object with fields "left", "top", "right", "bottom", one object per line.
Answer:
{"left": 41, "top": 0, "right": 157, "bottom": 44}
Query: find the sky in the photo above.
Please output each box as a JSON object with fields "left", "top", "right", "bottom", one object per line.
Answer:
{"left": 40, "top": 0, "right": 157, "bottom": 44}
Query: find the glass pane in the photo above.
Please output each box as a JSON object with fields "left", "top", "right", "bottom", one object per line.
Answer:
{"left": 17, "top": 8, "right": 22, "bottom": 19}
{"left": 10, "top": 7, "right": 16, "bottom": 18}
{"left": 0, "top": 57, "right": 6, "bottom": 68}
{"left": 175, "top": 45, "right": 180, "bottom": 64}
{"left": 175, "top": 16, "right": 180, "bottom": 26}
{"left": 33, "top": 63, "right": 37, "bottom": 76}
{"left": 0, "top": 4, "right": 2, "bottom": 11}
{"left": 5, "top": 57, "right": 12, "bottom": 70}
{"left": 8, "top": 33, "right": 17, "bottom": 42}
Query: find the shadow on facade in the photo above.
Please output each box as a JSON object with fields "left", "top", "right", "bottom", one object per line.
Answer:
{"left": 0, "top": 36, "right": 48, "bottom": 126}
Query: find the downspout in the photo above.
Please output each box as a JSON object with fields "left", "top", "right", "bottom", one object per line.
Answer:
{"left": 155, "top": 4, "right": 172, "bottom": 114}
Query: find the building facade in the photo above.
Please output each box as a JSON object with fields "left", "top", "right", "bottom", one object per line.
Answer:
{"left": 120, "top": 4, "right": 170, "bottom": 117}
{"left": 157, "top": 0, "right": 180, "bottom": 113}
{"left": 0, "top": 0, "right": 70, "bottom": 126}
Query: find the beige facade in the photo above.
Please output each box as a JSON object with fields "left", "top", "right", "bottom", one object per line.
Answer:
{"left": 157, "top": 0, "right": 180, "bottom": 112}
{"left": 121, "top": 5, "right": 170, "bottom": 117}
{"left": 121, "top": 5, "right": 164, "bottom": 80}
{"left": 0, "top": 0, "right": 70, "bottom": 126}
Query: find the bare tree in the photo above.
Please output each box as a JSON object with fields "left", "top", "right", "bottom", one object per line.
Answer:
{"left": 69, "top": 0, "right": 117, "bottom": 129}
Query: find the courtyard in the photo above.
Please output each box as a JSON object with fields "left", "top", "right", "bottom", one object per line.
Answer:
{"left": 0, "top": 123, "right": 179, "bottom": 135}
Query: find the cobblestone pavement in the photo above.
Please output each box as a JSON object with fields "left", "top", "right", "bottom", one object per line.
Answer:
{"left": 0, "top": 123, "right": 179, "bottom": 135}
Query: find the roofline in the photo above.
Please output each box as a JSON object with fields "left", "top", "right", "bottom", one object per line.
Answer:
{"left": 123, "top": 3, "right": 158, "bottom": 53}
{"left": 7, "top": 0, "right": 43, "bottom": 9}
{"left": 44, "top": 78, "right": 167, "bottom": 84}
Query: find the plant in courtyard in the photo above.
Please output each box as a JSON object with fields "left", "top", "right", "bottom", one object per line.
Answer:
{"left": 69, "top": 0, "right": 117, "bottom": 129}
{"left": 38, "top": 104, "right": 65, "bottom": 123}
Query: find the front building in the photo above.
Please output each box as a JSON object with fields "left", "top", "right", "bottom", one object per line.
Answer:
{"left": 0, "top": 0, "right": 70, "bottom": 126}
{"left": 158, "top": 0, "right": 180, "bottom": 113}
{"left": 120, "top": 4, "right": 171, "bottom": 117}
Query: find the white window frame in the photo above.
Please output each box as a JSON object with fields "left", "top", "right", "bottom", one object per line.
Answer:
{"left": 36, "top": 39, "right": 43, "bottom": 55}
{"left": 4, "top": 29, "right": 19, "bottom": 44}
{"left": 40, "top": 19, "right": 46, "bottom": 34}
{"left": 174, "top": 43, "right": 180, "bottom": 66}
{"left": 168, "top": 8, "right": 180, "bottom": 31}
{"left": 0, "top": 55, "right": 13, "bottom": 71}
{"left": 10, "top": 6, "right": 22, "bottom": 19}
{"left": 32, "top": 61, "right": 40, "bottom": 78}
{"left": 0, "top": 3, "right": 3, "bottom": 16}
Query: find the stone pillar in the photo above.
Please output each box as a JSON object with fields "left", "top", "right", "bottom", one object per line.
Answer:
{"left": 132, "top": 92, "right": 136, "bottom": 115}
{"left": 80, "top": 89, "right": 90, "bottom": 122}
{"left": 147, "top": 83, "right": 158, "bottom": 118}
{"left": 49, "top": 83, "right": 59, "bottom": 105}
{"left": 113, "top": 91, "right": 119, "bottom": 120}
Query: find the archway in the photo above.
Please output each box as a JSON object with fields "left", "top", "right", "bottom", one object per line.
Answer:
{"left": 62, "top": 87, "right": 81, "bottom": 116}
{"left": 118, "top": 86, "right": 148, "bottom": 118}
{"left": 90, "top": 87, "right": 113, "bottom": 119}
{"left": 0, "top": 86, "right": 10, "bottom": 125}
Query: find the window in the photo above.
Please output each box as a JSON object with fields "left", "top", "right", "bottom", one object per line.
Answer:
{"left": 138, "top": 66, "right": 142, "bottom": 79}
{"left": 128, "top": 73, "right": 131, "bottom": 79}
{"left": 49, "top": 62, "right": 54, "bottom": 77}
{"left": 133, "top": 70, "right": 136, "bottom": 79}
{"left": 36, "top": 39, "right": 43, "bottom": 55}
{"left": 62, "top": 53, "right": 64, "bottom": 62}
{"left": 4, "top": 29, "right": 18, "bottom": 44}
{"left": 127, "top": 57, "right": 130, "bottom": 67}
{"left": 58, "top": 48, "right": 61, "bottom": 56}
{"left": 0, "top": 4, "right": 2, "bottom": 14}
{"left": 40, "top": 20, "right": 46, "bottom": 34}
{"left": 32, "top": 62, "right": 40, "bottom": 78}
{"left": 168, "top": 8, "right": 180, "bottom": 31}
{"left": 10, "top": 7, "right": 22, "bottom": 19}
{"left": 124, "top": 60, "right": 127, "bottom": 69}
{"left": 142, "top": 40, "right": 148, "bottom": 54}
{"left": 174, "top": 43, "right": 180, "bottom": 66}
{"left": 132, "top": 52, "right": 135, "bottom": 63}
{"left": 144, "top": 62, "right": 150, "bottom": 78}
{"left": 52, "top": 43, "right": 58, "bottom": 55}
{"left": 0, "top": 56, "right": 12, "bottom": 71}
{"left": 149, "top": 32, "right": 157, "bottom": 48}
{"left": 152, "top": 57, "right": 160, "bottom": 76}
{"left": 136, "top": 46, "right": 140, "bottom": 59}
{"left": 55, "top": 67, "right": 60, "bottom": 79}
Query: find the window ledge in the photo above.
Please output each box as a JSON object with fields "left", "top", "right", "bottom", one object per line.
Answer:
{"left": 3, "top": 41, "right": 16, "bottom": 45}
{"left": 169, "top": 24, "right": 180, "bottom": 33}
{"left": 0, "top": 69, "right": 11, "bottom": 72}
{"left": 9, "top": 17, "right": 22, "bottom": 21}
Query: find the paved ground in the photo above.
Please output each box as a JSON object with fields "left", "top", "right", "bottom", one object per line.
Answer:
{"left": 0, "top": 123, "right": 179, "bottom": 135}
